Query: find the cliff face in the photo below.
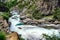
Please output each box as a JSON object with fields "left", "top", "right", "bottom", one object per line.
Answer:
{"left": 0, "top": 16, "right": 9, "bottom": 33}
{"left": 35, "top": 0, "right": 58, "bottom": 15}
{"left": 18, "top": 0, "right": 59, "bottom": 16}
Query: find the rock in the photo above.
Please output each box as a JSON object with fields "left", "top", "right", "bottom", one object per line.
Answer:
{"left": 0, "top": 16, "right": 9, "bottom": 33}
{"left": 6, "top": 32, "right": 19, "bottom": 40}
{"left": 3, "top": 20, "right": 8, "bottom": 28}
{"left": 23, "top": 20, "right": 27, "bottom": 23}
{"left": 0, "top": 16, "right": 4, "bottom": 23}
{"left": 53, "top": 20, "right": 60, "bottom": 24}
{"left": 30, "top": 20, "right": 38, "bottom": 25}
{"left": 34, "top": 19, "right": 45, "bottom": 23}
{"left": 10, "top": 7, "right": 20, "bottom": 15}
{"left": 21, "top": 0, "right": 58, "bottom": 16}
{"left": 23, "top": 18, "right": 32, "bottom": 23}
{"left": 20, "top": 16, "right": 26, "bottom": 20}
{"left": 0, "top": 26, "right": 2, "bottom": 31}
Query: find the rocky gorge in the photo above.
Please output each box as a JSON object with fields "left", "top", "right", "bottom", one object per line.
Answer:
{"left": 0, "top": 0, "right": 60, "bottom": 40}
{"left": 8, "top": 8, "right": 60, "bottom": 40}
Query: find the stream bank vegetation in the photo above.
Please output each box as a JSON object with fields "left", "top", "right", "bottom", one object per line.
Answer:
{"left": 17, "top": 0, "right": 60, "bottom": 20}
{"left": 0, "top": 31, "right": 6, "bottom": 40}
{"left": 53, "top": 8, "right": 60, "bottom": 21}
{"left": 43, "top": 34, "right": 60, "bottom": 40}
{"left": 0, "top": 31, "right": 60, "bottom": 40}
{"left": 0, "top": 0, "right": 60, "bottom": 20}
{"left": 0, "top": 12, "right": 10, "bottom": 21}
{"left": 0, "top": 0, "right": 17, "bottom": 9}
{"left": 19, "top": 35, "right": 25, "bottom": 40}
{"left": 0, "top": 0, "right": 60, "bottom": 40}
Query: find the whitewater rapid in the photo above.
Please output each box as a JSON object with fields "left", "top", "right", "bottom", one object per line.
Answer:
{"left": 9, "top": 11, "right": 60, "bottom": 40}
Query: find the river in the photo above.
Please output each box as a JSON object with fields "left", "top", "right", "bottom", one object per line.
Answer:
{"left": 9, "top": 10, "right": 60, "bottom": 40}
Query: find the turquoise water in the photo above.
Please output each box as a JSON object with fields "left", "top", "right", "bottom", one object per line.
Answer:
{"left": 16, "top": 22, "right": 24, "bottom": 26}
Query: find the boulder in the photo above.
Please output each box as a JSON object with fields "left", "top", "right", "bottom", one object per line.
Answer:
{"left": 23, "top": 18, "right": 32, "bottom": 23}
{"left": 0, "top": 16, "right": 9, "bottom": 33}
{"left": 20, "top": 16, "right": 26, "bottom": 20}
{"left": 6, "top": 32, "right": 19, "bottom": 40}
{"left": 53, "top": 20, "right": 60, "bottom": 24}
{"left": 3, "top": 20, "right": 8, "bottom": 28}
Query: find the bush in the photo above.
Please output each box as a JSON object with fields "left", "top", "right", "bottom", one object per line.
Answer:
{"left": 53, "top": 8, "right": 60, "bottom": 21}
{"left": 19, "top": 35, "right": 24, "bottom": 40}
{"left": 43, "top": 34, "right": 60, "bottom": 40}
{"left": 0, "top": 12, "right": 10, "bottom": 20}
{"left": 32, "top": 9, "right": 43, "bottom": 19}
{"left": 6, "top": 0, "right": 17, "bottom": 8}
{"left": 0, "top": 0, "right": 18, "bottom": 9}
{"left": 0, "top": 2, "right": 9, "bottom": 12}
{"left": 0, "top": 31, "right": 6, "bottom": 40}
{"left": 0, "top": 2, "right": 6, "bottom": 6}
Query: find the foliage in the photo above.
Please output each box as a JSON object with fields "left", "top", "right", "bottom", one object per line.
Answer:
{"left": 20, "top": 37, "right": 24, "bottom": 40}
{"left": 6, "top": 0, "right": 17, "bottom": 8}
{"left": 0, "top": 31, "right": 6, "bottom": 40}
{"left": 0, "top": 2, "right": 6, "bottom": 6}
{"left": 0, "top": 0, "right": 16, "bottom": 20}
{"left": 18, "top": 0, "right": 30, "bottom": 10}
{"left": 0, "top": 12, "right": 10, "bottom": 20}
{"left": 53, "top": 8, "right": 60, "bottom": 21}
{"left": 19, "top": 35, "right": 24, "bottom": 40}
{"left": 0, "top": 0, "right": 18, "bottom": 9}
{"left": 32, "top": 9, "right": 43, "bottom": 19}
{"left": 18, "top": 0, "right": 43, "bottom": 19}
{"left": 43, "top": 34, "right": 60, "bottom": 40}
{"left": 0, "top": 2, "right": 9, "bottom": 12}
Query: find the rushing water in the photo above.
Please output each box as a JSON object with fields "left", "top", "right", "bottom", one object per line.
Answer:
{"left": 9, "top": 11, "right": 60, "bottom": 40}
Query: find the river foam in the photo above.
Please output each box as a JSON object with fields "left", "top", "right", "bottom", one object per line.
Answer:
{"left": 9, "top": 10, "right": 60, "bottom": 40}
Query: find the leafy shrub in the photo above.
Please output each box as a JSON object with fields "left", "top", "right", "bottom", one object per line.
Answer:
{"left": 0, "top": 0, "right": 18, "bottom": 9}
{"left": 20, "top": 37, "right": 24, "bottom": 40}
{"left": 6, "top": 0, "right": 17, "bottom": 8}
{"left": 18, "top": 0, "right": 43, "bottom": 20}
{"left": 0, "top": 12, "right": 10, "bottom": 20}
{"left": 43, "top": 34, "right": 60, "bottom": 40}
{"left": 0, "top": 2, "right": 9, "bottom": 12}
{"left": 19, "top": 35, "right": 24, "bottom": 40}
{"left": 32, "top": 9, "right": 43, "bottom": 19}
{"left": 18, "top": 0, "right": 30, "bottom": 9}
{"left": 53, "top": 8, "right": 60, "bottom": 21}
{"left": 0, "top": 2, "right": 6, "bottom": 6}
{"left": 0, "top": 31, "right": 6, "bottom": 40}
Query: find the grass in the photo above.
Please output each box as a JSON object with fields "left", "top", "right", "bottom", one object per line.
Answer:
{"left": 0, "top": 31, "right": 6, "bottom": 40}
